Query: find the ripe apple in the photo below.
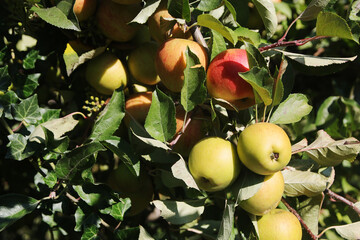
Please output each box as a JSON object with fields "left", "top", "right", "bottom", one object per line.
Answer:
{"left": 206, "top": 49, "right": 255, "bottom": 110}
{"left": 124, "top": 91, "right": 153, "bottom": 126}
{"left": 127, "top": 42, "right": 161, "bottom": 86}
{"left": 239, "top": 171, "right": 284, "bottom": 216}
{"left": 96, "top": 0, "right": 141, "bottom": 42}
{"left": 188, "top": 137, "right": 241, "bottom": 192}
{"left": 148, "top": 4, "right": 193, "bottom": 43}
{"left": 107, "top": 162, "right": 154, "bottom": 215}
{"left": 257, "top": 208, "right": 302, "bottom": 240}
{"left": 172, "top": 106, "right": 210, "bottom": 157}
{"left": 156, "top": 38, "right": 208, "bottom": 92}
{"left": 85, "top": 52, "right": 128, "bottom": 95}
{"left": 237, "top": 122, "right": 292, "bottom": 175}
{"left": 111, "top": 0, "right": 142, "bottom": 4}
{"left": 73, "top": 0, "right": 97, "bottom": 21}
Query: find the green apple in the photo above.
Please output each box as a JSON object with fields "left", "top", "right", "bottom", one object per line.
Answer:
{"left": 188, "top": 137, "right": 241, "bottom": 192}
{"left": 85, "top": 52, "right": 127, "bottom": 95}
{"left": 127, "top": 42, "right": 161, "bottom": 86}
{"left": 237, "top": 122, "right": 292, "bottom": 175}
{"left": 107, "top": 162, "right": 154, "bottom": 215}
{"left": 239, "top": 171, "right": 284, "bottom": 216}
{"left": 257, "top": 208, "right": 302, "bottom": 240}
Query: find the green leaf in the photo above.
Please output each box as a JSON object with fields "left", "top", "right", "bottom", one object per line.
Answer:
{"left": 234, "top": 26, "right": 262, "bottom": 47}
{"left": 197, "top": 0, "right": 222, "bottom": 11}
{"left": 350, "top": 0, "right": 360, "bottom": 21}
{"left": 0, "top": 194, "right": 39, "bottom": 231}
{"left": 181, "top": 47, "right": 207, "bottom": 112}
{"left": 270, "top": 93, "right": 313, "bottom": 124}
{"left": 114, "top": 226, "right": 140, "bottom": 240}
{"left": 14, "top": 73, "right": 40, "bottom": 98}
{"left": 144, "top": 88, "right": 176, "bottom": 142}
{"left": 0, "top": 66, "right": 12, "bottom": 91}
{"left": 210, "top": 30, "right": 227, "bottom": 61}
{"left": 31, "top": 3, "right": 81, "bottom": 31}
{"left": 73, "top": 183, "right": 113, "bottom": 208}
{"left": 29, "top": 113, "right": 80, "bottom": 144}
{"left": 42, "top": 126, "right": 70, "bottom": 153}
{"left": 81, "top": 225, "right": 99, "bottom": 240}
{"left": 74, "top": 207, "right": 101, "bottom": 232}
{"left": 130, "top": 0, "right": 161, "bottom": 24}
{"left": 297, "top": 195, "right": 323, "bottom": 235}
{"left": 22, "top": 50, "right": 39, "bottom": 70}
{"left": 272, "top": 58, "right": 286, "bottom": 106}
{"left": 197, "top": 14, "right": 238, "bottom": 45}
{"left": 38, "top": 109, "right": 61, "bottom": 123}
{"left": 89, "top": 89, "right": 125, "bottom": 141}
{"left": 303, "top": 130, "right": 360, "bottom": 166}
{"left": 231, "top": 168, "right": 264, "bottom": 203}
{"left": 239, "top": 67, "right": 273, "bottom": 106}
{"left": 171, "top": 158, "right": 200, "bottom": 190}
{"left": 43, "top": 171, "right": 57, "bottom": 188}
{"left": 167, "top": 0, "right": 191, "bottom": 22}
{"left": 12, "top": 94, "right": 41, "bottom": 124}
{"left": 6, "top": 134, "right": 37, "bottom": 160}
{"left": 110, "top": 199, "right": 132, "bottom": 221}
{"left": 55, "top": 142, "right": 106, "bottom": 181}
{"left": 316, "top": 11, "right": 357, "bottom": 42}
{"left": 153, "top": 199, "right": 205, "bottom": 225}
{"left": 251, "top": 0, "right": 278, "bottom": 39}
{"left": 333, "top": 222, "right": 360, "bottom": 239}
{"left": 245, "top": 42, "right": 267, "bottom": 69}
{"left": 102, "top": 137, "right": 140, "bottom": 176}
{"left": 300, "top": 0, "right": 331, "bottom": 21}
{"left": 217, "top": 202, "right": 235, "bottom": 240}
{"left": 282, "top": 169, "right": 329, "bottom": 197}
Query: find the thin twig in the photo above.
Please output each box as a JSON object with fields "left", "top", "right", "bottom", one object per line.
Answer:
{"left": 324, "top": 189, "right": 360, "bottom": 215}
{"left": 259, "top": 36, "right": 329, "bottom": 52}
{"left": 281, "top": 198, "right": 318, "bottom": 240}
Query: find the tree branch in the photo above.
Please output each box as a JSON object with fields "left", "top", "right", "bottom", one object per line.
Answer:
{"left": 324, "top": 189, "right": 360, "bottom": 216}
{"left": 259, "top": 36, "right": 329, "bottom": 52}
{"left": 281, "top": 198, "right": 318, "bottom": 240}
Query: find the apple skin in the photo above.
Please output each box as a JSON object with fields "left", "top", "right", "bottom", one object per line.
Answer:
{"left": 148, "top": 4, "right": 193, "bottom": 43}
{"left": 188, "top": 137, "right": 241, "bottom": 192}
{"left": 239, "top": 171, "right": 284, "bottom": 216}
{"left": 237, "top": 122, "right": 292, "bottom": 175}
{"left": 85, "top": 52, "right": 127, "bottom": 95}
{"left": 172, "top": 106, "right": 210, "bottom": 157}
{"left": 257, "top": 209, "right": 302, "bottom": 240}
{"left": 124, "top": 91, "right": 153, "bottom": 126}
{"left": 73, "top": 0, "right": 97, "bottom": 21}
{"left": 107, "top": 163, "right": 154, "bottom": 216}
{"left": 128, "top": 42, "right": 161, "bottom": 86}
{"left": 156, "top": 38, "right": 208, "bottom": 92}
{"left": 111, "top": 0, "right": 142, "bottom": 4}
{"left": 96, "top": 0, "right": 141, "bottom": 42}
{"left": 206, "top": 49, "right": 255, "bottom": 110}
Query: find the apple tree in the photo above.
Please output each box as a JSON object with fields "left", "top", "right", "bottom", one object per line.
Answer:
{"left": 0, "top": 0, "right": 360, "bottom": 239}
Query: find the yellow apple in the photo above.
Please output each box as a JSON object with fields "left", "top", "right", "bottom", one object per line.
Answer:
{"left": 96, "top": 0, "right": 141, "bottom": 42}
{"left": 188, "top": 137, "right": 241, "bottom": 192}
{"left": 127, "top": 42, "right": 161, "bottom": 85}
{"left": 237, "top": 122, "right": 292, "bottom": 175}
{"left": 124, "top": 91, "right": 153, "bottom": 126}
{"left": 239, "top": 171, "right": 284, "bottom": 216}
{"left": 156, "top": 38, "right": 208, "bottom": 92}
{"left": 257, "top": 208, "right": 302, "bottom": 240}
{"left": 85, "top": 52, "right": 127, "bottom": 95}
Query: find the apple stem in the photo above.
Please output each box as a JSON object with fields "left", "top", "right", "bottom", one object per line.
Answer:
{"left": 324, "top": 189, "right": 360, "bottom": 216}
{"left": 281, "top": 198, "right": 318, "bottom": 240}
{"left": 255, "top": 104, "right": 259, "bottom": 123}
{"left": 262, "top": 105, "right": 267, "bottom": 122}
{"left": 258, "top": 36, "right": 329, "bottom": 52}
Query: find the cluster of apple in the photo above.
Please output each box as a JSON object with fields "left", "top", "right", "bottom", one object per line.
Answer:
{"left": 69, "top": 0, "right": 301, "bottom": 238}
{"left": 188, "top": 123, "right": 302, "bottom": 239}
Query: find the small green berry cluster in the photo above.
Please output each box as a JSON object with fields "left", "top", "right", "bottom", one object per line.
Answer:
{"left": 82, "top": 90, "right": 106, "bottom": 117}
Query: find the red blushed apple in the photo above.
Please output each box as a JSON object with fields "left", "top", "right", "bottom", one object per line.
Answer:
{"left": 206, "top": 49, "right": 255, "bottom": 110}
{"left": 156, "top": 38, "right": 208, "bottom": 92}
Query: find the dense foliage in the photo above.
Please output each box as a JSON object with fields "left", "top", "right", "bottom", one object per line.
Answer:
{"left": 0, "top": 0, "right": 360, "bottom": 239}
